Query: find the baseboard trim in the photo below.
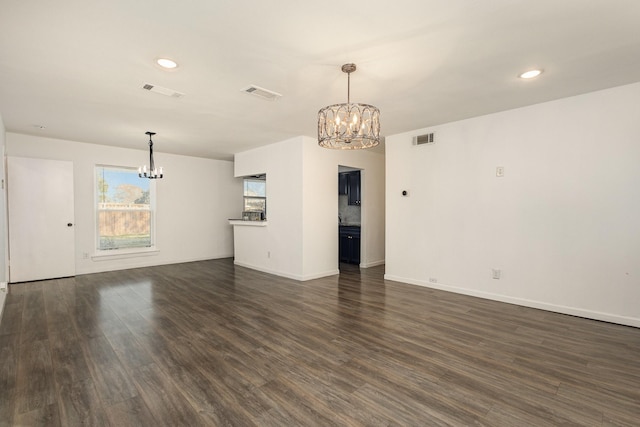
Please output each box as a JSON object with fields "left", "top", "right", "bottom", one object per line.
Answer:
{"left": 233, "top": 261, "right": 339, "bottom": 281}
{"left": 301, "top": 269, "right": 340, "bottom": 281}
{"left": 77, "top": 254, "right": 235, "bottom": 275}
{"left": 0, "top": 284, "right": 7, "bottom": 327}
{"left": 384, "top": 274, "right": 640, "bottom": 328}
{"left": 360, "top": 259, "right": 385, "bottom": 268}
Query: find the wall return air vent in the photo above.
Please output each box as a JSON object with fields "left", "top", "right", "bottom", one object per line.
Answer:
{"left": 142, "top": 83, "right": 185, "bottom": 98}
{"left": 241, "top": 85, "right": 282, "bottom": 101}
{"left": 415, "top": 133, "right": 435, "bottom": 145}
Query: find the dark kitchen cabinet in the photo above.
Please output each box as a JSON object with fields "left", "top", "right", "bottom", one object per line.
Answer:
{"left": 338, "top": 173, "right": 348, "bottom": 195}
{"left": 339, "top": 171, "right": 361, "bottom": 205}
{"left": 339, "top": 226, "right": 361, "bottom": 264}
{"left": 347, "top": 171, "right": 361, "bottom": 206}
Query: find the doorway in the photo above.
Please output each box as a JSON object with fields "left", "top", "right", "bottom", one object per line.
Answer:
{"left": 338, "top": 166, "right": 361, "bottom": 265}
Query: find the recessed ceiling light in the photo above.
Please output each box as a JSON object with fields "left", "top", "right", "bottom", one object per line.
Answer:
{"left": 519, "top": 69, "right": 543, "bottom": 79}
{"left": 156, "top": 58, "right": 178, "bottom": 69}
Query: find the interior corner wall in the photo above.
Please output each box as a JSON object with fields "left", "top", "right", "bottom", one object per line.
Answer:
{"left": 385, "top": 82, "right": 640, "bottom": 327}
{"left": 233, "top": 135, "right": 385, "bottom": 281}
{"left": 6, "top": 133, "right": 242, "bottom": 276}
{"left": 0, "top": 115, "right": 7, "bottom": 319}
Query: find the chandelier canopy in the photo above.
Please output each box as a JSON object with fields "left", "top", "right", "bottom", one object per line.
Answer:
{"left": 318, "top": 63, "right": 380, "bottom": 150}
{"left": 138, "top": 131, "right": 163, "bottom": 179}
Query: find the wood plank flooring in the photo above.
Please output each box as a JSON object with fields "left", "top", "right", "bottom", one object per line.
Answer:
{"left": 1, "top": 258, "right": 639, "bottom": 426}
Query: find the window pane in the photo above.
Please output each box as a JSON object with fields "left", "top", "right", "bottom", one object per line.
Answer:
{"left": 244, "top": 179, "right": 266, "bottom": 197}
{"left": 244, "top": 197, "right": 266, "bottom": 212}
{"left": 96, "top": 166, "right": 153, "bottom": 250}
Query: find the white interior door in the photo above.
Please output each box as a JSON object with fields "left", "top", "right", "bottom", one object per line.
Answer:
{"left": 7, "top": 157, "right": 75, "bottom": 282}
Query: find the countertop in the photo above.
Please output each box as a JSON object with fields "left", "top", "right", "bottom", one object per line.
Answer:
{"left": 228, "top": 219, "right": 268, "bottom": 227}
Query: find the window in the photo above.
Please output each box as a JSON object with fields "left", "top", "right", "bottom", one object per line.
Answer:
{"left": 243, "top": 175, "right": 266, "bottom": 219}
{"left": 96, "top": 166, "right": 155, "bottom": 251}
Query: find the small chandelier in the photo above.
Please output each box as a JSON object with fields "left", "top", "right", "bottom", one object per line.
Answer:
{"left": 318, "top": 63, "right": 380, "bottom": 149}
{"left": 138, "top": 131, "right": 163, "bottom": 179}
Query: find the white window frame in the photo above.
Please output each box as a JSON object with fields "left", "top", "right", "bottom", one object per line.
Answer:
{"left": 93, "top": 164, "right": 158, "bottom": 259}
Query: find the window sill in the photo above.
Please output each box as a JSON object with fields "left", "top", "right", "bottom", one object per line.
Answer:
{"left": 91, "top": 247, "right": 159, "bottom": 261}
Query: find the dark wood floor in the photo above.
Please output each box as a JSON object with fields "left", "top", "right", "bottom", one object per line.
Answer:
{"left": 0, "top": 259, "right": 639, "bottom": 426}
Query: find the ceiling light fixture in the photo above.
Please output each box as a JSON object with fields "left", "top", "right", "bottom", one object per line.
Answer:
{"left": 519, "top": 69, "right": 543, "bottom": 79}
{"left": 156, "top": 58, "right": 178, "bottom": 69}
{"left": 318, "top": 63, "right": 380, "bottom": 149}
{"left": 138, "top": 131, "right": 163, "bottom": 179}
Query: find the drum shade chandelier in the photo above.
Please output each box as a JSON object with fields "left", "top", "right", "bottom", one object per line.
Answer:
{"left": 138, "top": 131, "right": 163, "bottom": 179}
{"left": 318, "top": 63, "right": 380, "bottom": 149}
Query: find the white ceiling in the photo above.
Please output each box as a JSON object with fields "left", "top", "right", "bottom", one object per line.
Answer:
{"left": 1, "top": 1, "right": 639, "bottom": 160}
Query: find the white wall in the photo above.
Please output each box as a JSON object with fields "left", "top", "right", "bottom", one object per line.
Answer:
{"left": 7, "top": 133, "right": 242, "bottom": 275}
{"left": 233, "top": 135, "right": 385, "bottom": 280}
{"left": 385, "top": 82, "right": 640, "bottom": 327}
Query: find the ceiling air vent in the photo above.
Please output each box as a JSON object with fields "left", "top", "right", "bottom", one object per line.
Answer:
{"left": 242, "top": 85, "right": 282, "bottom": 101}
{"left": 415, "top": 133, "right": 435, "bottom": 145}
{"left": 142, "top": 83, "right": 185, "bottom": 98}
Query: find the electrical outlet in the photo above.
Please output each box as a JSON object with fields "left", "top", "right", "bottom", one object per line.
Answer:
{"left": 82, "top": 252, "right": 89, "bottom": 259}
{"left": 492, "top": 269, "right": 501, "bottom": 279}
{"left": 429, "top": 277, "right": 438, "bottom": 283}
{"left": 496, "top": 166, "right": 505, "bottom": 177}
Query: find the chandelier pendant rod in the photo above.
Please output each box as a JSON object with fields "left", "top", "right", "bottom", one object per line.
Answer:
{"left": 347, "top": 70, "right": 350, "bottom": 105}
{"left": 148, "top": 136, "right": 155, "bottom": 174}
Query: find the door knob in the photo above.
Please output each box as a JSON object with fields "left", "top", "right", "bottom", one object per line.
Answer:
{"left": 67, "top": 223, "right": 73, "bottom": 227}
